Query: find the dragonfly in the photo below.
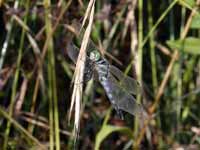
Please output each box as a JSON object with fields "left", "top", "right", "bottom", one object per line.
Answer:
{"left": 67, "top": 36, "right": 146, "bottom": 118}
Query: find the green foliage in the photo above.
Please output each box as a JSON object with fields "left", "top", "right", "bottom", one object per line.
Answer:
{"left": 178, "top": 0, "right": 196, "bottom": 8}
{"left": 95, "top": 125, "right": 133, "bottom": 150}
{"left": 95, "top": 109, "right": 134, "bottom": 150}
{"left": 167, "top": 37, "right": 200, "bottom": 54}
{"left": 191, "top": 14, "right": 200, "bottom": 29}
{"left": 0, "top": 0, "right": 199, "bottom": 149}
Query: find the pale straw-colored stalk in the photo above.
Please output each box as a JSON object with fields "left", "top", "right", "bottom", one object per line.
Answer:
{"left": 68, "top": 0, "right": 96, "bottom": 142}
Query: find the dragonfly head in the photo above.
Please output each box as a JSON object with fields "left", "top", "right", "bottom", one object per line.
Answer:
{"left": 89, "top": 50, "right": 101, "bottom": 62}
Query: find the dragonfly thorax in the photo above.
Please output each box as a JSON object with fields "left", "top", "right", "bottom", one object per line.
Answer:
{"left": 95, "top": 59, "right": 110, "bottom": 81}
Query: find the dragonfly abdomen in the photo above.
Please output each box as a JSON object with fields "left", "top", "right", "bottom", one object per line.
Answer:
{"left": 100, "top": 76, "right": 124, "bottom": 118}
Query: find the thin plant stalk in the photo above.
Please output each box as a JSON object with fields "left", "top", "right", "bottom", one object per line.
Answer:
{"left": 44, "top": 0, "right": 60, "bottom": 149}
{"left": 175, "top": 2, "right": 186, "bottom": 140}
{"left": 3, "top": 1, "right": 30, "bottom": 149}
{"left": 27, "top": 74, "right": 40, "bottom": 133}
{"left": 148, "top": 0, "right": 158, "bottom": 94}
{"left": 133, "top": 0, "right": 143, "bottom": 142}
{"left": 147, "top": 0, "right": 158, "bottom": 146}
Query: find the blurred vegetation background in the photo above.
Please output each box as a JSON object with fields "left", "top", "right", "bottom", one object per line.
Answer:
{"left": 0, "top": 0, "right": 200, "bottom": 149}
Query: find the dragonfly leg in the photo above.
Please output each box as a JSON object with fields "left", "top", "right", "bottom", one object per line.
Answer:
{"left": 105, "top": 62, "right": 109, "bottom": 78}
{"left": 116, "top": 108, "right": 124, "bottom": 120}
{"left": 109, "top": 99, "right": 124, "bottom": 119}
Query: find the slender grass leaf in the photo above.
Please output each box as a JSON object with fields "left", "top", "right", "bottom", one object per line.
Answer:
{"left": 191, "top": 14, "right": 200, "bottom": 29}
{"left": 178, "top": 0, "right": 195, "bottom": 9}
{"left": 167, "top": 37, "right": 200, "bottom": 55}
{"left": 95, "top": 125, "right": 133, "bottom": 150}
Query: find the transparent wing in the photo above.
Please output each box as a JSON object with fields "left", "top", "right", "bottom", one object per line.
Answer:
{"left": 67, "top": 21, "right": 98, "bottom": 62}
{"left": 67, "top": 41, "right": 98, "bottom": 61}
{"left": 109, "top": 65, "right": 142, "bottom": 96}
{"left": 67, "top": 42, "right": 95, "bottom": 82}
{"left": 69, "top": 21, "right": 98, "bottom": 55}
{"left": 67, "top": 42, "right": 79, "bottom": 63}
{"left": 100, "top": 74, "right": 145, "bottom": 117}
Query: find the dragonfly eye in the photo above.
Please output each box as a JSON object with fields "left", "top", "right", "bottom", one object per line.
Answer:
{"left": 89, "top": 50, "right": 101, "bottom": 61}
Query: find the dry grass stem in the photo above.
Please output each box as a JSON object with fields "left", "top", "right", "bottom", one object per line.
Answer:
{"left": 15, "top": 78, "right": 28, "bottom": 115}
{"left": 68, "top": 0, "right": 96, "bottom": 140}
